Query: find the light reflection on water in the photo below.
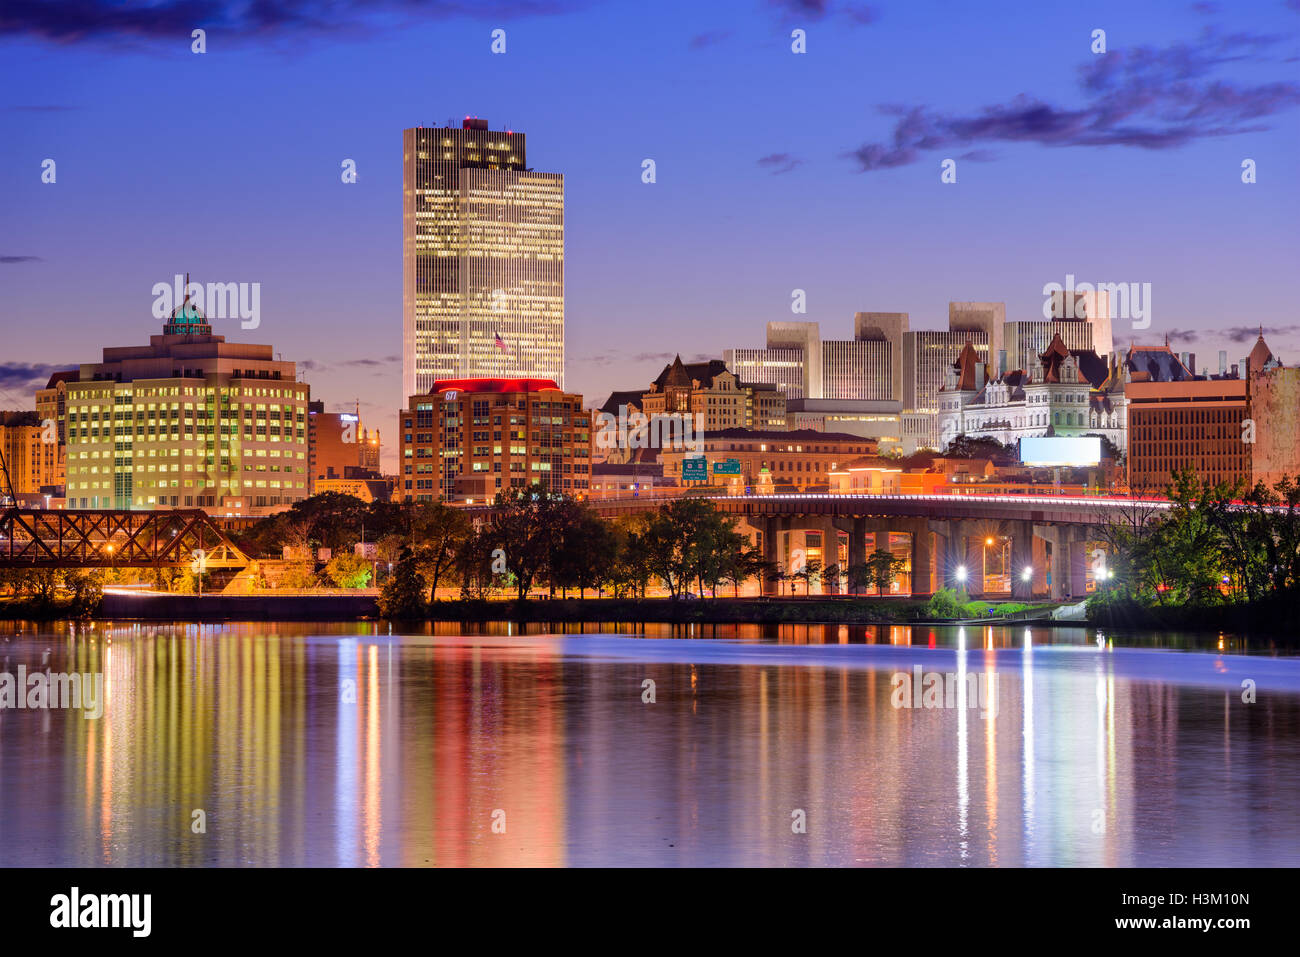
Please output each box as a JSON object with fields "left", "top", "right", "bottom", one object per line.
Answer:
{"left": 0, "top": 619, "right": 1298, "bottom": 867}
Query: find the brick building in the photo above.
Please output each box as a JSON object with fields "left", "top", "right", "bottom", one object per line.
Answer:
{"left": 398, "top": 377, "right": 591, "bottom": 503}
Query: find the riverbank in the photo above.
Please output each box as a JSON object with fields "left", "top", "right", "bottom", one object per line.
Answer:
{"left": 1086, "top": 593, "right": 1300, "bottom": 635}
{"left": 68, "top": 591, "right": 1080, "bottom": 625}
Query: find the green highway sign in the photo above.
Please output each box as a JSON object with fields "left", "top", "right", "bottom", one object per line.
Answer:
{"left": 713, "top": 458, "right": 742, "bottom": 475}
{"left": 682, "top": 456, "right": 708, "bottom": 480}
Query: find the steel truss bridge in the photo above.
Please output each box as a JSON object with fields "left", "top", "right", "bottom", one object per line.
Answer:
{"left": 0, "top": 508, "right": 249, "bottom": 569}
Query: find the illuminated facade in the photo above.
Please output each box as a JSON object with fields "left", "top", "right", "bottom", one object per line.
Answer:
{"left": 398, "top": 377, "right": 590, "bottom": 502}
{"left": 660, "top": 428, "right": 876, "bottom": 491}
{"left": 949, "top": 302, "right": 1005, "bottom": 374}
{"left": 0, "top": 412, "right": 59, "bottom": 496}
{"left": 403, "top": 119, "right": 564, "bottom": 396}
{"left": 821, "top": 339, "right": 892, "bottom": 401}
{"left": 725, "top": 314, "right": 905, "bottom": 405}
{"left": 34, "top": 370, "right": 76, "bottom": 492}
{"left": 853, "top": 312, "right": 908, "bottom": 402}
{"left": 308, "top": 402, "right": 382, "bottom": 493}
{"left": 1127, "top": 378, "right": 1248, "bottom": 491}
{"left": 1047, "top": 287, "right": 1112, "bottom": 358}
{"left": 63, "top": 305, "right": 309, "bottom": 514}
{"left": 937, "top": 334, "right": 1126, "bottom": 453}
{"left": 903, "top": 329, "right": 990, "bottom": 449}
{"left": 1123, "top": 337, "right": 1289, "bottom": 491}
{"left": 783, "top": 399, "right": 925, "bottom": 454}
{"left": 722, "top": 346, "right": 805, "bottom": 400}
{"left": 641, "top": 356, "right": 786, "bottom": 432}
{"left": 1004, "top": 319, "right": 1095, "bottom": 376}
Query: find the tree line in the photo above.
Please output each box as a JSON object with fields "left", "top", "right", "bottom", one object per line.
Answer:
{"left": 1093, "top": 467, "right": 1300, "bottom": 612}
{"left": 230, "top": 487, "right": 926, "bottom": 615}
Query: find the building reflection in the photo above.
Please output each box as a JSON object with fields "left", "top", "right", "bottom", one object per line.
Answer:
{"left": 0, "top": 620, "right": 1295, "bottom": 866}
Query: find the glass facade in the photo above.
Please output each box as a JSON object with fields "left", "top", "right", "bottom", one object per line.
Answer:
{"left": 403, "top": 124, "right": 564, "bottom": 397}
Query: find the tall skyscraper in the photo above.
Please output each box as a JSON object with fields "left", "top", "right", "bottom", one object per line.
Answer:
{"left": 853, "top": 312, "right": 908, "bottom": 402}
{"left": 948, "top": 302, "right": 1005, "bottom": 375}
{"left": 1047, "top": 288, "right": 1112, "bottom": 358}
{"left": 402, "top": 119, "right": 564, "bottom": 397}
{"left": 1004, "top": 319, "right": 1094, "bottom": 373}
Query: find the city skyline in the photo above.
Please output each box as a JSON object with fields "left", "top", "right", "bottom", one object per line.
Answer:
{"left": 4, "top": 0, "right": 1298, "bottom": 476}
{"left": 5, "top": 0, "right": 1300, "bottom": 901}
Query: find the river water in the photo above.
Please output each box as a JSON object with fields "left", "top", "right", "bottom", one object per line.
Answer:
{"left": 0, "top": 620, "right": 1297, "bottom": 867}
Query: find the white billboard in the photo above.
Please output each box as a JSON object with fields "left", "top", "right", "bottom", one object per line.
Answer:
{"left": 1020, "top": 436, "right": 1102, "bottom": 467}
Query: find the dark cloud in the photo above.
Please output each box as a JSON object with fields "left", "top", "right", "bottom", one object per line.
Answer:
{"left": 766, "top": 0, "right": 877, "bottom": 24}
{"left": 845, "top": 28, "right": 1300, "bottom": 171}
{"left": 579, "top": 350, "right": 713, "bottom": 367}
{"left": 298, "top": 355, "right": 398, "bottom": 373}
{"left": 757, "top": 152, "right": 804, "bottom": 174}
{"left": 1224, "top": 325, "right": 1300, "bottom": 343}
{"left": 843, "top": 4, "right": 879, "bottom": 25}
{"left": 0, "top": 256, "right": 42, "bottom": 264}
{"left": 688, "top": 30, "right": 732, "bottom": 50}
{"left": 1190, "top": 2, "right": 1218, "bottom": 14}
{"left": 1165, "top": 328, "right": 1200, "bottom": 343}
{"left": 0, "top": 0, "right": 587, "bottom": 43}
{"left": 0, "top": 362, "right": 62, "bottom": 391}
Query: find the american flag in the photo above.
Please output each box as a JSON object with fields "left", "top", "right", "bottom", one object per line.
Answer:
{"left": 494, "top": 331, "right": 510, "bottom": 354}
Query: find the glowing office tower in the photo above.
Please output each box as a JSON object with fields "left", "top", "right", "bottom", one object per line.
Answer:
{"left": 402, "top": 119, "right": 564, "bottom": 397}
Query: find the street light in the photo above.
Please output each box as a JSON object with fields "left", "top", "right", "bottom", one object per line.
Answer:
{"left": 955, "top": 565, "right": 968, "bottom": 583}
{"left": 1021, "top": 566, "right": 1033, "bottom": 582}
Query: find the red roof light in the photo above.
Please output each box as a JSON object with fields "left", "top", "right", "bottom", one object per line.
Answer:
{"left": 430, "top": 377, "right": 561, "bottom": 395}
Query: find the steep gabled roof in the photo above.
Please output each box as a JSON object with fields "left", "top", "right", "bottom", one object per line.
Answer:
{"left": 951, "top": 338, "right": 985, "bottom": 391}
{"left": 598, "top": 390, "right": 643, "bottom": 415}
{"left": 1039, "top": 333, "right": 1073, "bottom": 382}
{"left": 1071, "top": 350, "right": 1111, "bottom": 389}
{"left": 651, "top": 356, "right": 732, "bottom": 391}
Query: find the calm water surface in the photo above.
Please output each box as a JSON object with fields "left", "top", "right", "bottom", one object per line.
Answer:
{"left": 1, "top": 619, "right": 1298, "bottom": 867}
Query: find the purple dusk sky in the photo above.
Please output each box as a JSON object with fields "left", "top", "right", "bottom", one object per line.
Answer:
{"left": 2, "top": 0, "right": 1298, "bottom": 470}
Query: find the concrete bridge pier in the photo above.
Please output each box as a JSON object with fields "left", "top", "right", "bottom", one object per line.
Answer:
{"left": 1010, "top": 520, "right": 1035, "bottom": 601}
{"left": 760, "top": 515, "right": 782, "bottom": 595}
{"left": 1070, "top": 536, "right": 1093, "bottom": 600}
{"left": 819, "top": 515, "right": 842, "bottom": 592}
{"left": 908, "top": 519, "right": 933, "bottom": 597}
{"left": 937, "top": 519, "right": 967, "bottom": 592}
{"left": 847, "top": 516, "right": 867, "bottom": 593}
{"left": 1036, "top": 526, "right": 1099, "bottom": 601}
